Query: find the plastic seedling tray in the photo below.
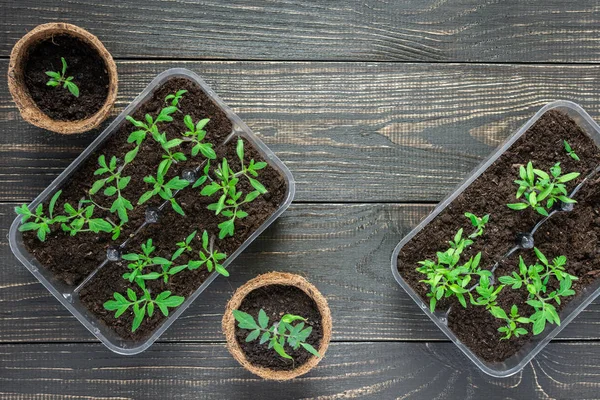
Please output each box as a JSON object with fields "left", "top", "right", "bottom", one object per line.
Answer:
{"left": 9, "top": 68, "right": 295, "bottom": 355}
{"left": 391, "top": 100, "right": 600, "bottom": 377}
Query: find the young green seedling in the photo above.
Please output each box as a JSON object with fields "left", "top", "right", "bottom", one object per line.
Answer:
{"left": 563, "top": 140, "right": 580, "bottom": 161}
{"left": 126, "top": 104, "right": 178, "bottom": 146}
{"left": 187, "top": 230, "right": 228, "bottom": 276}
{"left": 182, "top": 116, "right": 217, "bottom": 159}
{"left": 165, "top": 89, "right": 187, "bottom": 108}
{"left": 416, "top": 213, "right": 491, "bottom": 312}
{"left": 45, "top": 57, "right": 79, "bottom": 97}
{"left": 60, "top": 201, "right": 113, "bottom": 236}
{"left": 104, "top": 281, "right": 184, "bottom": 332}
{"left": 90, "top": 155, "right": 134, "bottom": 223}
{"left": 470, "top": 274, "right": 503, "bottom": 312}
{"left": 498, "top": 248, "right": 577, "bottom": 335}
{"left": 200, "top": 139, "right": 267, "bottom": 239}
{"left": 507, "top": 161, "right": 579, "bottom": 216}
{"left": 15, "top": 190, "right": 68, "bottom": 241}
{"left": 138, "top": 165, "right": 189, "bottom": 216}
{"left": 232, "top": 309, "right": 321, "bottom": 360}
{"left": 496, "top": 305, "right": 531, "bottom": 340}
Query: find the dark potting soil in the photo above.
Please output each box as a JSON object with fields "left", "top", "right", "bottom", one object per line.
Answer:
{"left": 23, "top": 77, "right": 235, "bottom": 286}
{"left": 234, "top": 285, "right": 324, "bottom": 371}
{"left": 23, "top": 35, "right": 109, "bottom": 121}
{"left": 79, "top": 137, "right": 287, "bottom": 341}
{"left": 397, "top": 110, "right": 600, "bottom": 363}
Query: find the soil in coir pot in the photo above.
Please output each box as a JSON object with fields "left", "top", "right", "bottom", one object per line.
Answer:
{"left": 23, "top": 34, "right": 109, "bottom": 121}
{"left": 234, "top": 284, "right": 324, "bottom": 370}
{"left": 397, "top": 110, "right": 600, "bottom": 363}
{"left": 20, "top": 76, "right": 288, "bottom": 340}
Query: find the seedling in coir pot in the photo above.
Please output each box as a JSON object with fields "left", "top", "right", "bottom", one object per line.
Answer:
{"left": 416, "top": 213, "right": 491, "bottom": 312}
{"left": 232, "top": 309, "right": 321, "bottom": 359}
{"left": 104, "top": 230, "right": 229, "bottom": 331}
{"left": 506, "top": 161, "right": 579, "bottom": 216}
{"left": 45, "top": 57, "right": 79, "bottom": 97}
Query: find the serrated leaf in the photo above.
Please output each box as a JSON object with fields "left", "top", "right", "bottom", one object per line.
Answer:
{"left": 232, "top": 310, "right": 259, "bottom": 330}
{"left": 245, "top": 329, "right": 260, "bottom": 342}
{"left": 258, "top": 309, "right": 269, "bottom": 329}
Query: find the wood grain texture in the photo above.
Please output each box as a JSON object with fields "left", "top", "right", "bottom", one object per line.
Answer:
{"left": 0, "top": 342, "right": 599, "bottom": 399}
{"left": 3, "top": 60, "right": 600, "bottom": 203}
{"left": 2, "top": 0, "right": 600, "bottom": 63}
{"left": 3, "top": 203, "right": 600, "bottom": 343}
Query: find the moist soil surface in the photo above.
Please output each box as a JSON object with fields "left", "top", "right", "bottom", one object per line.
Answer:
{"left": 22, "top": 77, "right": 287, "bottom": 340}
{"left": 23, "top": 35, "right": 109, "bottom": 121}
{"left": 234, "top": 284, "right": 324, "bottom": 371}
{"left": 397, "top": 110, "right": 600, "bottom": 363}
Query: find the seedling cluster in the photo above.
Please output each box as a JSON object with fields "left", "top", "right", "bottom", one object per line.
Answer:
{"left": 46, "top": 57, "right": 79, "bottom": 97}
{"left": 232, "top": 309, "right": 321, "bottom": 360}
{"left": 417, "top": 141, "right": 584, "bottom": 341}
{"left": 506, "top": 161, "right": 579, "bottom": 216}
{"left": 105, "top": 230, "right": 228, "bottom": 331}
{"left": 17, "top": 89, "right": 270, "bottom": 333}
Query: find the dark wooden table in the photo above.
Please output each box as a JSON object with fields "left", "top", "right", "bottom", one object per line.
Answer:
{"left": 2, "top": 1, "right": 600, "bottom": 398}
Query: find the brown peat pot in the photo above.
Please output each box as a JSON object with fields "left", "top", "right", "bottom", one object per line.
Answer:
{"left": 8, "top": 23, "right": 118, "bottom": 134}
{"left": 223, "top": 272, "right": 332, "bottom": 380}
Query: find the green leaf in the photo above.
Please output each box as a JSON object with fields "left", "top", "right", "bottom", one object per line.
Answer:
{"left": 248, "top": 178, "right": 267, "bottom": 194}
{"left": 218, "top": 219, "right": 235, "bottom": 239}
{"left": 45, "top": 71, "right": 61, "bottom": 79}
{"left": 61, "top": 57, "right": 67, "bottom": 75}
{"left": 171, "top": 199, "right": 185, "bottom": 216}
{"left": 260, "top": 331, "right": 270, "bottom": 344}
{"left": 90, "top": 179, "right": 106, "bottom": 195}
{"left": 557, "top": 172, "right": 580, "bottom": 183}
{"left": 300, "top": 342, "right": 321, "bottom": 357}
{"left": 232, "top": 310, "right": 259, "bottom": 330}
{"left": 532, "top": 316, "right": 546, "bottom": 335}
{"left": 125, "top": 146, "right": 139, "bottom": 163}
{"left": 282, "top": 314, "right": 306, "bottom": 324}
{"left": 88, "top": 219, "right": 112, "bottom": 233}
{"left": 273, "top": 340, "right": 292, "bottom": 359}
{"left": 48, "top": 190, "right": 62, "bottom": 219}
{"left": 104, "top": 186, "right": 117, "bottom": 196}
{"left": 507, "top": 203, "right": 529, "bottom": 210}
{"left": 202, "top": 230, "right": 209, "bottom": 250}
{"left": 258, "top": 309, "right": 269, "bottom": 329}
{"left": 244, "top": 191, "right": 260, "bottom": 203}
{"left": 245, "top": 329, "right": 260, "bottom": 342}
{"left": 65, "top": 81, "right": 79, "bottom": 97}
{"left": 132, "top": 304, "right": 145, "bottom": 332}
{"left": 236, "top": 138, "right": 244, "bottom": 161}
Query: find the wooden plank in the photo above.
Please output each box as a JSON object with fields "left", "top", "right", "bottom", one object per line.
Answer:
{"left": 2, "top": 1, "right": 600, "bottom": 63}
{"left": 0, "top": 341, "right": 599, "bottom": 399}
{"left": 3, "top": 203, "right": 600, "bottom": 343}
{"left": 3, "top": 61, "right": 600, "bottom": 203}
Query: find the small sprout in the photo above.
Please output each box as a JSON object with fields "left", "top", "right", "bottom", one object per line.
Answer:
{"left": 15, "top": 190, "right": 68, "bottom": 241}
{"left": 103, "top": 281, "right": 184, "bottom": 332}
{"left": 182, "top": 116, "right": 216, "bottom": 159}
{"left": 232, "top": 309, "right": 321, "bottom": 360}
{"left": 498, "top": 248, "right": 577, "bottom": 335}
{"left": 187, "top": 230, "right": 228, "bottom": 277}
{"left": 91, "top": 155, "right": 134, "bottom": 223}
{"left": 60, "top": 202, "right": 113, "bottom": 236}
{"left": 139, "top": 170, "right": 189, "bottom": 216}
{"left": 507, "top": 161, "right": 579, "bottom": 216}
{"left": 496, "top": 305, "right": 530, "bottom": 340}
{"left": 200, "top": 139, "right": 267, "bottom": 239}
{"left": 470, "top": 274, "right": 503, "bottom": 311}
{"left": 45, "top": 57, "right": 79, "bottom": 97}
{"left": 416, "top": 214, "right": 490, "bottom": 312}
{"left": 563, "top": 140, "right": 580, "bottom": 161}
{"left": 165, "top": 89, "right": 187, "bottom": 107}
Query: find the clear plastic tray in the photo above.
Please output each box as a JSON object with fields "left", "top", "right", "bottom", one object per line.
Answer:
{"left": 391, "top": 101, "right": 600, "bottom": 377}
{"left": 9, "top": 68, "right": 296, "bottom": 355}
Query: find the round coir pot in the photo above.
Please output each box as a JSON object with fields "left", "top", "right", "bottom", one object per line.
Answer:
{"left": 222, "top": 272, "right": 332, "bottom": 380}
{"left": 8, "top": 23, "right": 118, "bottom": 134}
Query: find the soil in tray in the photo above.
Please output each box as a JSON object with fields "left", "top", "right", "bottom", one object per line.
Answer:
{"left": 23, "top": 35, "right": 109, "bottom": 121}
{"left": 78, "top": 137, "right": 287, "bottom": 341}
{"left": 397, "top": 110, "right": 600, "bottom": 362}
{"left": 234, "top": 284, "right": 323, "bottom": 371}
{"left": 23, "top": 77, "right": 234, "bottom": 286}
